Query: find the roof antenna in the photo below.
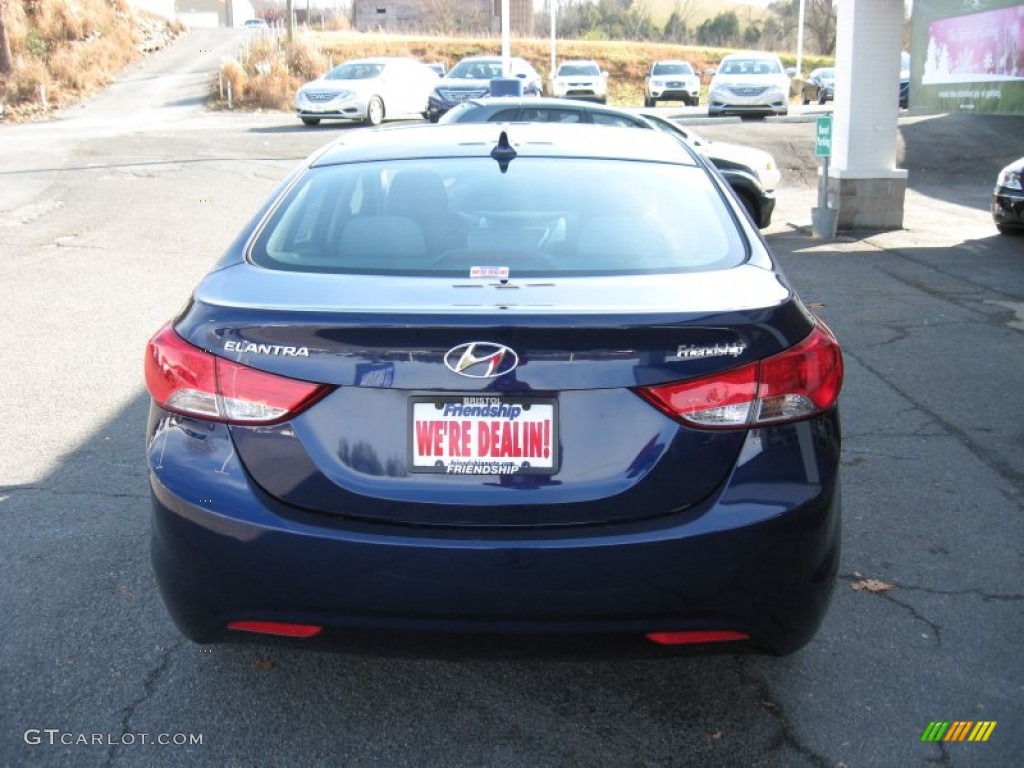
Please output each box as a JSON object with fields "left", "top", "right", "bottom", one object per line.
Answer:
{"left": 490, "top": 130, "right": 517, "bottom": 173}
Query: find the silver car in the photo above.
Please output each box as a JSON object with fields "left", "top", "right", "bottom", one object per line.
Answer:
{"left": 708, "top": 52, "right": 790, "bottom": 118}
{"left": 295, "top": 57, "right": 437, "bottom": 127}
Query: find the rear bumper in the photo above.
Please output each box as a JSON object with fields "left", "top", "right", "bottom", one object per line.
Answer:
{"left": 148, "top": 404, "right": 841, "bottom": 655}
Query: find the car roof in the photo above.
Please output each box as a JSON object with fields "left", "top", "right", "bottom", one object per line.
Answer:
{"left": 458, "top": 96, "right": 609, "bottom": 109}
{"left": 449, "top": 96, "right": 673, "bottom": 130}
{"left": 720, "top": 51, "right": 781, "bottom": 60}
{"left": 458, "top": 55, "right": 529, "bottom": 63}
{"left": 338, "top": 56, "right": 409, "bottom": 65}
{"left": 310, "top": 123, "right": 698, "bottom": 167}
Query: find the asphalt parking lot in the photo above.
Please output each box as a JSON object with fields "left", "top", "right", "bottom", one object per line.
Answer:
{"left": 1, "top": 29, "right": 1022, "bottom": 767}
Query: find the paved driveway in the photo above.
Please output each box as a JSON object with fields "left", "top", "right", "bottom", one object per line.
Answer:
{"left": 1, "top": 30, "right": 1021, "bottom": 767}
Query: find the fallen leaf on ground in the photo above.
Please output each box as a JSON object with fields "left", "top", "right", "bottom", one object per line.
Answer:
{"left": 851, "top": 578, "right": 894, "bottom": 592}
{"left": 253, "top": 658, "right": 276, "bottom": 671}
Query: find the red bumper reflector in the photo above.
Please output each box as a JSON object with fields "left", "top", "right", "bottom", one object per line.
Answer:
{"left": 227, "top": 620, "right": 322, "bottom": 638}
{"left": 646, "top": 630, "right": 749, "bottom": 645}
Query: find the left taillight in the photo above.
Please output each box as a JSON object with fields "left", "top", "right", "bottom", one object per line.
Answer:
{"left": 636, "top": 322, "right": 843, "bottom": 430}
{"left": 144, "top": 324, "right": 332, "bottom": 425}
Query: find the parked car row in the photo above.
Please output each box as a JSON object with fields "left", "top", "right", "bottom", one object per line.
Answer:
{"left": 292, "top": 50, "right": 919, "bottom": 129}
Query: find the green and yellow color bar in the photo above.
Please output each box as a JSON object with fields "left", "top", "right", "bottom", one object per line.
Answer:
{"left": 921, "top": 721, "right": 997, "bottom": 742}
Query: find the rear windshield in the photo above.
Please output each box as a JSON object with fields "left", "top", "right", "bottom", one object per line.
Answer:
{"left": 249, "top": 158, "right": 746, "bottom": 276}
{"left": 653, "top": 63, "right": 693, "bottom": 76}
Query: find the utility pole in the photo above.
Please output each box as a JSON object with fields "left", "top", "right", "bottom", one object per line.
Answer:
{"left": 796, "top": 0, "right": 806, "bottom": 76}
{"left": 550, "top": 0, "right": 557, "bottom": 79}
{"left": 501, "top": 0, "right": 511, "bottom": 76}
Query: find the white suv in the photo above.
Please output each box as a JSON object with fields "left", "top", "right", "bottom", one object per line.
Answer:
{"left": 708, "top": 52, "right": 790, "bottom": 118}
{"left": 550, "top": 60, "right": 608, "bottom": 103}
{"left": 644, "top": 60, "right": 700, "bottom": 107}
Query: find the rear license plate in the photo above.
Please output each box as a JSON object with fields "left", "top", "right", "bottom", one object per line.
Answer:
{"left": 409, "top": 395, "right": 557, "bottom": 475}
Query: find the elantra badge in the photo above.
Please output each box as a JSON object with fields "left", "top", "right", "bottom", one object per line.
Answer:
{"left": 444, "top": 342, "right": 519, "bottom": 378}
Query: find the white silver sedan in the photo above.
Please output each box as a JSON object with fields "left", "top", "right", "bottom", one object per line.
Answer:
{"left": 295, "top": 57, "right": 437, "bottom": 127}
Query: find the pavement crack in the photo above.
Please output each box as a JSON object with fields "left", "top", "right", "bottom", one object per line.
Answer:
{"left": 0, "top": 484, "right": 43, "bottom": 494}
{"left": 841, "top": 572, "right": 1024, "bottom": 602}
{"left": 873, "top": 591, "right": 943, "bottom": 644}
{"left": 1, "top": 485, "right": 148, "bottom": 501}
{"left": 105, "top": 638, "right": 186, "bottom": 767}
{"left": 890, "top": 582, "right": 1024, "bottom": 602}
{"left": 736, "top": 658, "right": 831, "bottom": 767}
{"left": 839, "top": 574, "right": 943, "bottom": 644}
{"left": 923, "top": 740, "right": 954, "bottom": 767}
{"left": 875, "top": 251, "right": 1024, "bottom": 309}
{"left": 842, "top": 347, "right": 1024, "bottom": 494}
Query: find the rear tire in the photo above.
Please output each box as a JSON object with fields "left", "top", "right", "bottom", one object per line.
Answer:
{"left": 644, "top": 96, "right": 654, "bottom": 108}
{"left": 300, "top": 117, "right": 321, "bottom": 126}
{"left": 365, "top": 96, "right": 384, "bottom": 126}
{"left": 736, "top": 190, "right": 759, "bottom": 226}
{"left": 819, "top": 93, "right": 827, "bottom": 105}
{"left": 802, "top": 95, "right": 810, "bottom": 106}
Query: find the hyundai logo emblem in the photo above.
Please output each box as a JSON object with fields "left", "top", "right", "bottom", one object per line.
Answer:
{"left": 444, "top": 342, "right": 519, "bottom": 379}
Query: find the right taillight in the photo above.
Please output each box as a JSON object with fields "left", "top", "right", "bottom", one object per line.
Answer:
{"left": 636, "top": 323, "right": 843, "bottom": 429}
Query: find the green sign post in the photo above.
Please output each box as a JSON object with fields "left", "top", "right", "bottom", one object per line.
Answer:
{"left": 815, "top": 115, "right": 832, "bottom": 157}
{"left": 812, "top": 115, "right": 837, "bottom": 237}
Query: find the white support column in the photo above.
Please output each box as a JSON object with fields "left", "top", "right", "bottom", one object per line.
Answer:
{"left": 829, "top": 0, "right": 908, "bottom": 230}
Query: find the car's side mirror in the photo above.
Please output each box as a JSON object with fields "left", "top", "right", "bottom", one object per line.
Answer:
{"left": 705, "top": 68, "right": 717, "bottom": 77}
{"left": 516, "top": 73, "right": 526, "bottom": 79}
{"left": 785, "top": 67, "right": 797, "bottom": 78}
{"left": 601, "top": 71, "right": 609, "bottom": 78}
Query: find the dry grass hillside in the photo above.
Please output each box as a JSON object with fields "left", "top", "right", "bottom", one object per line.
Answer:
{"left": 0, "top": 0, "right": 181, "bottom": 120}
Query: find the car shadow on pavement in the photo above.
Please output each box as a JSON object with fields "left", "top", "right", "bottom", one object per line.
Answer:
{"left": 899, "top": 113, "right": 1024, "bottom": 213}
{"left": 248, "top": 119, "right": 426, "bottom": 135}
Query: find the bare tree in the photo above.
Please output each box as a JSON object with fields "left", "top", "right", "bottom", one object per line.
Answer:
{"left": 806, "top": 0, "right": 836, "bottom": 55}
{"left": 0, "top": 0, "right": 13, "bottom": 78}
{"left": 625, "top": 0, "right": 654, "bottom": 40}
{"left": 423, "top": 0, "right": 488, "bottom": 35}
{"left": 664, "top": 0, "right": 698, "bottom": 42}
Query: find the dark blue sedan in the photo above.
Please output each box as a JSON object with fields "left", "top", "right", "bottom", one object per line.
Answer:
{"left": 144, "top": 123, "right": 844, "bottom": 656}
